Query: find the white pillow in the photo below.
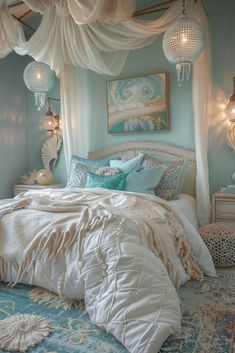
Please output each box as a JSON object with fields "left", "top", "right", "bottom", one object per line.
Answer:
{"left": 110, "top": 153, "right": 144, "bottom": 172}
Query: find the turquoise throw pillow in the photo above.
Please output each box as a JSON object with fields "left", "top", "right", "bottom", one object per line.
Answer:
{"left": 66, "top": 162, "right": 120, "bottom": 189}
{"left": 85, "top": 171, "right": 128, "bottom": 191}
{"left": 126, "top": 167, "right": 164, "bottom": 195}
{"left": 110, "top": 153, "right": 144, "bottom": 172}
{"left": 66, "top": 156, "right": 121, "bottom": 189}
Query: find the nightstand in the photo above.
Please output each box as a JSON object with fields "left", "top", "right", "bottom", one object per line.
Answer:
{"left": 14, "top": 184, "right": 64, "bottom": 197}
{"left": 212, "top": 191, "right": 235, "bottom": 229}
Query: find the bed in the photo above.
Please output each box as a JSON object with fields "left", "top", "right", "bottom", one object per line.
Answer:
{"left": 0, "top": 141, "right": 216, "bottom": 353}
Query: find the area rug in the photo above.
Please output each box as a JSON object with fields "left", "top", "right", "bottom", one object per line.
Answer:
{"left": 0, "top": 271, "right": 234, "bottom": 353}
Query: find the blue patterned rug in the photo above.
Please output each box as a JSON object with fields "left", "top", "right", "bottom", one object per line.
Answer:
{"left": 0, "top": 271, "right": 234, "bottom": 353}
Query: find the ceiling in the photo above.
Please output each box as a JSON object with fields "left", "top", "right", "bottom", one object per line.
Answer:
{"left": 8, "top": 1, "right": 32, "bottom": 18}
{"left": 6, "top": 0, "right": 177, "bottom": 30}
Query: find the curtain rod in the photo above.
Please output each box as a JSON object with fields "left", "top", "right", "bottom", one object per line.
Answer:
{"left": 12, "top": 14, "right": 35, "bottom": 32}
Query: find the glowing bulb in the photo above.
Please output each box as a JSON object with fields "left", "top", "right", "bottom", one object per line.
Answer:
{"left": 181, "top": 35, "right": 188, "bottom": 43}
{"left": 43, "top": 115, "right": 55, "bottom": 131}
{"left": 36, "top": 72, "right": 41, "bottom": 80}
{"left": 232, "top": 108, "right": 235, "bottom": 114}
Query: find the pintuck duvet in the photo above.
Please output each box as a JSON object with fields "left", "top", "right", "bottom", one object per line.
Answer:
{"left": 0, "top": 188, "right": 214, "bottom": 353}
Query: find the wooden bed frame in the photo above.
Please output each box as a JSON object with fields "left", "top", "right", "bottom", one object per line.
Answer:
{"left": 88, "top": 141, "right": 196, "bottom": 197}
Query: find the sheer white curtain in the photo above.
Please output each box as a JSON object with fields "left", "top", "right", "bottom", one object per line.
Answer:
{"left": 0, "top": 0, "right": 23, "bottom": 58}
{"left": 193, "top": 0, "right": 212, "bottom": 225}
{"left": 15, "top": 0, "right": 183, "bottom": 76}
{"left": 67, "top": 0, "right": 136, "bottom": 24}
{"left": 60, "top": 65, "right": 91, "bottom": 168}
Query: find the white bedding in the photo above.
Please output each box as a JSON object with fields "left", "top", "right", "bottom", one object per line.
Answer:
{"left": 168, "top": 194, "right": 198, "bottom": 229}
{"left": 0, "top": 188, "right": 216, "bottom": 353}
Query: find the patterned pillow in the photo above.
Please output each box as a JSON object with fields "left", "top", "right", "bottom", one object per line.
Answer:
{"left": 66, "top": 162, "right": 120, "bottom": 189}
{"left": 85, "top": 171, "right": 128, "bottom": 191}
{"left": 142, "top": 156, "right": 187, "bottom": 200}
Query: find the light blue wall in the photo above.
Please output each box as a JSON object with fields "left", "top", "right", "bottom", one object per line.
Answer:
{"left": 25, "top": 0, "right": 235, "bottom": 194}
{"left": 0, "top": 52, "right": 29, "bottom": 198}
{"left": 88, "top": 40, "right": 194, "bottom": 153}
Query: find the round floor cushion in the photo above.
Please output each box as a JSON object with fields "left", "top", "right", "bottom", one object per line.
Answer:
{"left": 198, "top": 223, "right": 235, "bottom": 267}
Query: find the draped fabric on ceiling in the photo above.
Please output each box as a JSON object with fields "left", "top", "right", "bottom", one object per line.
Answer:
{"left": 0, "top": 0, "right": 211, "bottom": 225}
{"left": 14, "top": 0, "right": 185, "bottom": 76}
{"left": 0, "top": 0, "right": 22, "bottom": 58}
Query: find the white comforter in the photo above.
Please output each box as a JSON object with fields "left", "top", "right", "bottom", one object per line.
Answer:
{"left": 0, "top": 188, "right": 216, "bottom": 353}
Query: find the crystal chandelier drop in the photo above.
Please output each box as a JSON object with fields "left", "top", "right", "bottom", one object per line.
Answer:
{"left": 23, "top": 61, "right": 55, "bottom": 111}
{"left": 163, "top": 0, "right": 205, "bottom": 86}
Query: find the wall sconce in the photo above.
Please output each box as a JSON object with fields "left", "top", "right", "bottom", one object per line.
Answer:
{"left": 226, "top": 77, "right": 235, "bottom": 183}
{"left": 41, "top": 96, "right": 62, "bottom": 172}
{"left": 226, "top": 77, "right": 235, "bottom": 116}
{"left": 226, "top": 77, "right": 235, "bottom": 152}
{"left": 43, "top": 97, "right": 61, "bottom": 133}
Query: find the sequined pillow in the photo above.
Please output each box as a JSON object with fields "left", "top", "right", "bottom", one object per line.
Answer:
{"left": 66, "top": 162, "right": 120, "bottom": 189}
{"left": 85, "top": 171, "right": 128, "bottom": 191}
{"left": 142, "top": 156, "right": 187, "bottom": 200}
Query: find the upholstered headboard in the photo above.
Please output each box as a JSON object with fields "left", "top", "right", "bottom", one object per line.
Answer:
{"left": 88, "top": 141, "right": 196, "bottom": 197}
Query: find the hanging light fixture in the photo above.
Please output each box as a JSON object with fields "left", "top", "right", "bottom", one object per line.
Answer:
{"left": 43, "top": 97, "right": 61, "bottom": 132}
{"left": 163, "top": 0, "right": 205, "bottom": 86}
{"left": 226, "top": 77, "right": 235, "bottom": 116}
{"left": 226, "top": 77, "right": 235, "bottom": 153}
{"left": 23, "top": 61, "right": 55, "bottom": 111}
{"left": 226, "top": 77, "right": 235, "bottom": 183}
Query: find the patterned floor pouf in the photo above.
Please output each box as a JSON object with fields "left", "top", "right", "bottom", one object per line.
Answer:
{"left": 198, "top": 223, "right": 235, "bottom": 267}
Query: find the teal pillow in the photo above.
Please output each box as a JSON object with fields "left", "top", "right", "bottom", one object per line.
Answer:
{"left": 126, "top": 167, "right": 164, "bottom": 195}
{"left": 110, "top": 153, "right": 144, "bottom": 172}
{"left": 66, "top": 162, "right": 120, "bottom": 189}
{"left": 85, "top": 171, "right": 128, "bottom": 191}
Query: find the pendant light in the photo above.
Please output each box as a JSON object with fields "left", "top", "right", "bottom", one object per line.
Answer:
{"left": 163, "top": 0, "right": 205, "bottom": 86}
{"left": 23, "top": 61, "right": 56, "bottom": 111}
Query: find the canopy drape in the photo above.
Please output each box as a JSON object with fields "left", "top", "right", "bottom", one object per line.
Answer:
{"left": 0, "top": 0, "right": 212, "bottom": 224}
{"left": 193, "top": 0, "right": 212, "bottom": 225}
{"left": 0, "top": 0, "right": 23, "bottom": 58}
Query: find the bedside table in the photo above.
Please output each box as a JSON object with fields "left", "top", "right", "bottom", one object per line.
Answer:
{"left": 212, "top": 191, "right": 235, "bottom": 229}
{"left": 14, "top": 184, "right": 64, "bottom": 197}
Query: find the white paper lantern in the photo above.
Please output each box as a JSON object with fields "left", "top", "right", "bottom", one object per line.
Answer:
{"left": 23, "top": 61, "right": 55, "bottom": 111}
{"left": 163, "top": 12, "right": 205, "bottom": 86}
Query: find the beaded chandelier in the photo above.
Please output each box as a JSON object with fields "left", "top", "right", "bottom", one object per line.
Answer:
{"left": 23, "top": 61, "right": 55, "bottom": 111}
{"left": 163, "top": 0, "right": 205, "bottom": 86}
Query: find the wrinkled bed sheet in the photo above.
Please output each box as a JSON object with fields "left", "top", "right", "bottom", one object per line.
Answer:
{"left": 0, "top": 188, "right": 216, "bottom": 353}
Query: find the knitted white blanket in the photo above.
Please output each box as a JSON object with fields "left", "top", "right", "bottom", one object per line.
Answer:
{"left": 0, "top": 188, "right": 202, "bottom": 353}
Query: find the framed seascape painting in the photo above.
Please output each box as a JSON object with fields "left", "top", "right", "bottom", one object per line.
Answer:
{"left": 106, "top": 72, "right": 169, "bottom": 134}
